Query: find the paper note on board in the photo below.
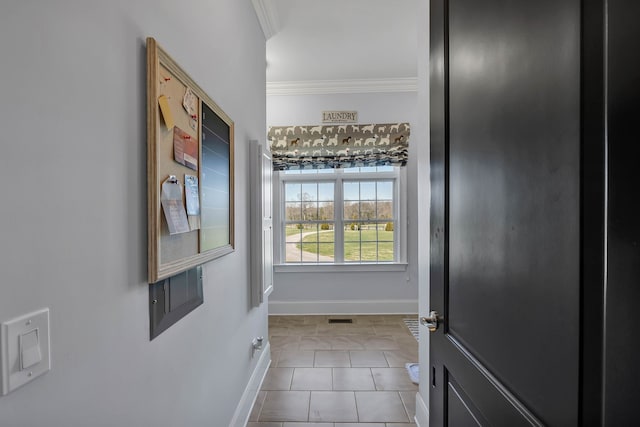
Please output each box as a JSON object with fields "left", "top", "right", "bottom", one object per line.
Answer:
{"left": 173, "top": 126, "right": 198, "bottom": 171}
{"left": 184, "top": 175, "right": 200, "bottom": 216}
{"left": 183, "top": 88, "right": 198, "bottom": 131}
{"left": 185, "top": 175, "right": 201, "bottom": 231}
{"left": 161, "top": 176, "right": 190, "bottom": 235}
{"left": 183, "top": 88, "right": 197, "bottom": 117}
{"left": 158, "top": 95, "right": 175, "bottom": 130}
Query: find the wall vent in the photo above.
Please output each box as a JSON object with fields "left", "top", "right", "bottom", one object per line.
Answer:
{"left": 328, "top": 318, "right": 353, "bottom": 324}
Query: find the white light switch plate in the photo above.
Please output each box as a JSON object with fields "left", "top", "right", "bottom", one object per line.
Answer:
{"left": 1, "top": 308, "right": 51, "bottom": 396}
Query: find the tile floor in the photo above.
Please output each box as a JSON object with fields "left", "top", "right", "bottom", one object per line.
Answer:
{"left": 248, "top": 315, "right": 419, "bottom": 427}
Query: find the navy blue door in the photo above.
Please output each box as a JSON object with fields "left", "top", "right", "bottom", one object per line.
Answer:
{"left": 429, "top": 1, "right": 583, "bottom": 425}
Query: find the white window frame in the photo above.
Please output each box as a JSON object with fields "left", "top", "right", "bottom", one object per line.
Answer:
{"left": 273, "top": 167, "right": 407, "bottom": 272}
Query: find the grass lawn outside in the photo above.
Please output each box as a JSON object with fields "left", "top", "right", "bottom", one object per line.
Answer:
{"left": 285, "top": 226, "right": 301, "bottom": 236}
{"left": 298, "top": 230, "right": 394, "bottom": 261}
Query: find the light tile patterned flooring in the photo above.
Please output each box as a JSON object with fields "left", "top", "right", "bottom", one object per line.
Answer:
{"left": 248, "top": 315, "right": 418, "bottom": 427}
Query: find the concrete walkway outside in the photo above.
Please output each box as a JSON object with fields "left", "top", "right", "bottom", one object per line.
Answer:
{"left": 285, "top": 230, "right": 335, "bottom": 262}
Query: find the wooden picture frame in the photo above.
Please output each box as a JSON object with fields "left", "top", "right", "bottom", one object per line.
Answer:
{"left": 147, "top": 37, "right": 234, "bottom": 283}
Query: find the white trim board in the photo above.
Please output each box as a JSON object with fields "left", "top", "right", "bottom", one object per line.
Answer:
{"left": 268, "top": 299, "right": 418, "bottom": 315}
{"left": 251, "top": 0, "right": 280, "bottom": 39}
{"left": 228, "top": 342, "right": 271, "bottom": 427}
{"left": 267, "top": 78, "right": 419, "bottom": 96}
{"left": 415, "top": 390, "right": 429, "bottom": 427}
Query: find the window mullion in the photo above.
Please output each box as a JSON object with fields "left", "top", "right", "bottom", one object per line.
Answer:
{"left": 395, "top": 174, "right": 403, "bottom": 263}
{"left": 276, "top": 177, "right": 285, "bottom": 264}
{"left": 375, "top": 184, "right": 379, "bottom": 262}
{"left": 334, "top": 175, "right": 344, "bottom": 262}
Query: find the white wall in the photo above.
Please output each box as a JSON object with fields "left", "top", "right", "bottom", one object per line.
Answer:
{"left": 267, "top": 92, "right": 419, "bottom": 314}
{"left": 0, "top": 1, "right": 267, "bottom": 426}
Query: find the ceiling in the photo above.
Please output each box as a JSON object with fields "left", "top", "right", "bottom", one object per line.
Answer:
{"left": 252, "top": 0, "right": 418, "bottom": 94}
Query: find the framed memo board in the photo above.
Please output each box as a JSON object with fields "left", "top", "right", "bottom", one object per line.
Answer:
{"left": 147, "top": 37, "right": 234, "bottom": 283}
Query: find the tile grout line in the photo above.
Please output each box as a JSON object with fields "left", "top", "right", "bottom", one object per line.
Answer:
{"left": 289, "top": 367, "right": 294, "bottom": 390}
{"left": 372, "top": 367, "right": 378, "bottom": 391}
{"left": 399, "top": 390, "right": 412, "bottom": 422}
{"left": 353, "top": 389, "right": 361, "bottom": 423}
{"left": 369, "top": 367, "right": 375, "bottom": 392}
{"left": 397, "top": 390, "right": 410, "bottom": 423}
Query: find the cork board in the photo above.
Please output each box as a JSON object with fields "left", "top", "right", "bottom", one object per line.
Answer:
{"left": 147, "top": 37, "right": 234, "bottom": 283}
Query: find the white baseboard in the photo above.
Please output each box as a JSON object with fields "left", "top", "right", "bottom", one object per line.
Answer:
{"left": 415, "top": 390, "right": 429, "bottom": 427}
{"left": 228, "top": 342, "right": 271, "bottom": 427}
{"left": 268, "top": 299, "right": 418, "bottom": 315}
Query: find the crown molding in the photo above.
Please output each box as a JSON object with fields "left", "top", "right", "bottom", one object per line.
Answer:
{"left": 266, "top": 77, "right": 418, "bottom": 96}
{"left": 251, "top": 0, "right": 280, "bottom": 39}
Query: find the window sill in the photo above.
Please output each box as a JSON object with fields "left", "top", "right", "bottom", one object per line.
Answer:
{"left": 274, "top": 263, "right": 408, "bottom": 273}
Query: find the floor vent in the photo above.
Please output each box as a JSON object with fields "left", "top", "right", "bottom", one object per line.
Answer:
{"left": 328, "top": 318, "right": 353, "bottom": 324}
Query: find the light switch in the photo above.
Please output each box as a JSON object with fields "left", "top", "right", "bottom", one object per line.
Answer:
{"left": 20, "top": 329, "right": 42, "bottom": 370}
{"left": 1, "top": 308, "right": 50, "bottom": 396}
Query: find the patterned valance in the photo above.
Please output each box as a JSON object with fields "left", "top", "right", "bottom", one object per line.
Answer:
{"left": 268, "top": 122, "right": 410, "bottom": 171}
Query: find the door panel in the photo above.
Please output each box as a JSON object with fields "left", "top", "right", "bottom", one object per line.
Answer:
{"left": 430, "top": 0, "right": 581, "bottom": 425}
{"left": 447, "top": 376, "right": 483, "bottom": 427}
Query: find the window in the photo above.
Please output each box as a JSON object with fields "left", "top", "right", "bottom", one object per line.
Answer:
{"left": 275, "top": 166, "right": 406, "bottom": 266}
